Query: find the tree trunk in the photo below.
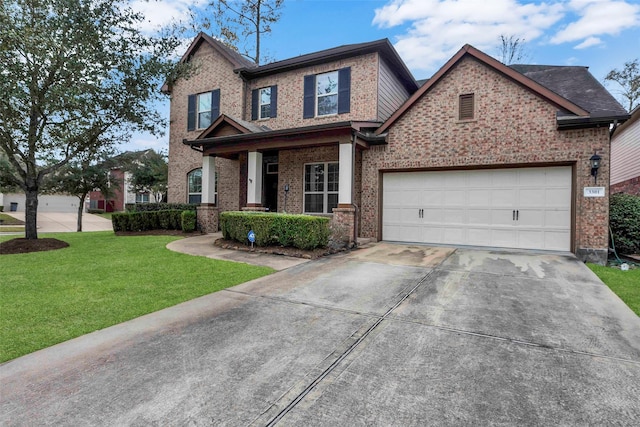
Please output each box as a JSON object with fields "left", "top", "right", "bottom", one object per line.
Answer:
{"left": 77, "top": 195, "right": 86, "bottom": 232}
{"left": 24, "top": 187, "right": 39, "bottom": 240}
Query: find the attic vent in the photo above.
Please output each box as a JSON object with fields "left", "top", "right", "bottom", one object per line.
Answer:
{"left": 459, "top": 93, "right": 474, "bottom": 120}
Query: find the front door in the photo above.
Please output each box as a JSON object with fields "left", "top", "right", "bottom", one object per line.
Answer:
{"left": 263, "top": 152, "right": 279, "bottom": 212}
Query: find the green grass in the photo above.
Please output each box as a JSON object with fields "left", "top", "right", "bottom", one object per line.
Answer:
{"left": 589, "top": 263, "right": 640, "bottom": 316}
{"left": 0, "top": 232, "right": 274, "bottom": 362}
{"left": 0, "top": 213, "right": 24, "bottom": 225}
{"left": 0, "top": 226, "right": 25, "bottom": 233}
{"left": 95, "top": 212, "right": 113, "bottom": 220}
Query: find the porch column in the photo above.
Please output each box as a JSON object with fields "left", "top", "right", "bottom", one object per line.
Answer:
{"left": 338, "top": 142, "right": 353, "bottom": 206}
{"left": 201, "top": 155, "right": 216, "bottom": 204}
{"left": 247, "top": 151, "right": 263, "bottom": 206}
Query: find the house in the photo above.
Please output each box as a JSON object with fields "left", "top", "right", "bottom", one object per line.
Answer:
{"left": 610, "top": 105, "right": 640, "bottom": 195}
{"left": 166, "top": 33, "right": 629, "bottom": 264}
{"left": 89, "top": 150, "right": 155, "bottom": 212}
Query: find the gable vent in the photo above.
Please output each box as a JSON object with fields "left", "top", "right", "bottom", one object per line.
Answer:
{"left": 459, "top": 93, "right": 474, "bottom": 120}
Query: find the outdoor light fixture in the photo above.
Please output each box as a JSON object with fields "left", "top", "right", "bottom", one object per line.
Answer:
{"left": 590, "top": 152, "right": 602, "bottom": 184}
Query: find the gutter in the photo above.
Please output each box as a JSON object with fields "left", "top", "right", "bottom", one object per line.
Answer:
{"left": 556, "top": 114, "right": 630, "bottom": 130}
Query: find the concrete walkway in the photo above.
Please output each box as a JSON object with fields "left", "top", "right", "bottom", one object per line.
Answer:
{"left": 1, "top": 244, "right": 639, "bottom": 425}
{"left": 2, "top": 212, "right": 113, "bottom": 232}
{"left": 167, "top": 233, "right": 309, "bottom": 271}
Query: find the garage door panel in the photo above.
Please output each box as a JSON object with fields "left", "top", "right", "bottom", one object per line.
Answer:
{"left": 383, "top": 167, "right": 571, "bottom": 251}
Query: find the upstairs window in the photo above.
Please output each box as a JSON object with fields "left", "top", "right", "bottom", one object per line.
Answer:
{"left": 459, "top": 93, "right": 474, "bottom": 120}
{"left": 251, "top": 86, "right": 278, "bottom": 120}
{"left": 303, "top": 68, "right": 351, "bottom": 118}
{"left": 187, "top": 89, "right": 220, "bottom": 131}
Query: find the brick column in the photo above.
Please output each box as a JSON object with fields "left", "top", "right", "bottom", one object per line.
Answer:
{"left": 332, "top": 206, "right": 356, "bottom": 246}
{"left": 197, "top": 205, "right": 219, "bottom": 233}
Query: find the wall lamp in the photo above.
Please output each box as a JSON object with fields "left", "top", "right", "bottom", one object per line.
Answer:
{"left": 590, "top": 152, "right": 602, "bottom": 184}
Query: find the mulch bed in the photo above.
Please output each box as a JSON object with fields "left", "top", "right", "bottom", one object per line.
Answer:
{"left": 0, "top": 238, "right": 69, "bottom": 255}
{"left": 214, "top": 237, "right": 350, "bottom": 259}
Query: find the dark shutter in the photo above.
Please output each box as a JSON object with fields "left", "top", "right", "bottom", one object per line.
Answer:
{"left": 303, "top": 75, "right": 315, "bottom": 119}
{"left": 211, "top": 89, "right": 221, "bottom": 120}
{"left": 338, "top": 67, "right": 351, "bottom": 114}
{"left": 270, "top": 85, "right": 277, "bottom": 118}
{"left": 187, "top": 94, "right": 196, "bottom": 131}
{"left": 251, "top": 89, "right": 259, "bottom": 120}
{"left": 459, "top": 93, "right": 474, "bottom": 120}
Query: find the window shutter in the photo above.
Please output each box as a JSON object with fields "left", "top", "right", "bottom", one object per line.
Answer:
{"left": 187, "top": 94, "right": 196, "bottom": 131}
{"left": 211, "top": 89, "right": 221, "bottom": 120}
{"left": 459, "top": 93, "right": 474, "bottom": 120}
{"left": 338, "top": 67, "right": 351, "bottom": 114}
{"left": 303, "top": 75, "right": 315, "bottom": 119}
{"left": 271, "top": 85, "right": 278, "bottom": 118}
{"left": 251, "top": 89, "right": 259, "bottom": 120}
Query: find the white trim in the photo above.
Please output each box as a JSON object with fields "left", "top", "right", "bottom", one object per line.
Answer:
{"left": 303, "top": 162, "right": 339, "bottom": 214}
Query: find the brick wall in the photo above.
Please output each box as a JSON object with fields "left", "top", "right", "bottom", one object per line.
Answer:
{"left": 361, "top": 56, "right": 610, "bottom": 260}
{"left": 611, "top": 177, "right": 640, "bottom": 195}
{"left": 244, "top": 53, "right": 380, "bottom": 130}
{"left": 167, "top": 42, "right": 245, "bottom": 203}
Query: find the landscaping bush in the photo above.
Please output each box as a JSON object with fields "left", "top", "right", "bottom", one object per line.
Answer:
{"left": 112, "top": 210, "right": 188, "bottom": 232}
{"left": 87, "top": 208, "right": 105, "bottom": 214}
{"left": 126, "top": 203, "right": 198, "bottom": 213}
{"left": 181, "top": 210, "right": 197, "bottom": 232}
{"left": 0, "top": 206, "right": 4, "bottom": 212}
{"left": 220, "top": 211, "right": 330, "bottom": 250}
{"left": 610, "top": 193, "right": 640, "bottom": 254}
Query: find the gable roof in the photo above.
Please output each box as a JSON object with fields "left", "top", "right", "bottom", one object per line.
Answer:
{"left": 377, "top": 44, "right": 628, "bottom": 134}
{"left": 237, "top": 38, "right": 418, "bottom": 94}
{"left": 182, "top": 32, "right": 256, "bottom": 69}
{"left": 197, "top": 115, "right": 270, "bottom": 139}
{"left": 509, "top": 64, "right": 628, "bottom": 118}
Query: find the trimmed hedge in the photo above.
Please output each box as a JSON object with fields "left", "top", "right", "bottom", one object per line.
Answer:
{"left": 125, "top": 203, "right": 198, "bottom": 213}
{"left": 610, "top": 193, "right": 640, "bottom": 254}
{"left": 181, "top": 210, "right": 197, "bottom": 232}
{"left": 112, "top": 210, "right": 193, "bottom": 232}
{"left": 220, "top": 211, "right": 330, "bottom": 250}
{"left": 87, "top": 208, "right": 105, "bottom": 214}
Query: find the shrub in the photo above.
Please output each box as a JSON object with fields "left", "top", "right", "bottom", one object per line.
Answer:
{"left": 126, "top": 203, "right": 198, "bottom": 213}
{"left": 0, "top": 206, "right": 4, "bottom": 212}
{"left": 87, "top": 208, "right": 105, "bottom": 214}
{"left": 181, "top": 210, "right": 197, "bottom": 232}
{"left": 610, "top": 193, "right": 640, "bottom": 254}
{"left": 111, "top": 210, "right": 189, "bottom": 232}
{"left": 220, "top": 211, "right": 330, "bottom": 250}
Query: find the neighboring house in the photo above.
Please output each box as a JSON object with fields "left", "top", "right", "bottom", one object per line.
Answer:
{"left": 166, "top": 33, "right": 628, "bottom": 264}
{"left": 610, "top": 105, "right": 640, "bottom": 195}
{"left": 89, "top": 150, "right": 153, "bottom": 212}
{"left": 0, "top": 192, "right": 78, "bottom": 213}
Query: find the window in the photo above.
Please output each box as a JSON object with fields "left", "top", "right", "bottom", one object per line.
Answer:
{"left": 187, "top": 168, "right": 218, "bottom": 204}
{"left": 304, "top": 162, "right": 339, "bottom": 214}
{"left": 187, "top": 90, "right": 220, "bottom": 131}
{"left": 459, "top": 93, "right": 474, "bottom": 120}
{"left": 135, "top": 193, "right": 150, "bottom": 203}
{"left": 188, "top": 168, "right": 202, "bottom": 204}
{"left": 251, "top": 86, "right": 277, "bottom": 120}
{"left": 316, "top": 71, "right": 339, "bottom": 115}
{"left": 303, "top": 68, "right": 351, "bottom": 118}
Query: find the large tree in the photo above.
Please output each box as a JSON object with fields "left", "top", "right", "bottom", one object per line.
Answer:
{"left": 605, "top": 58, "right": 640, "bottom": 112}
{"left": 210, "top": 0, "right": 284, "bottom": 64}
{"left": 0, "top": 0, "right": 185, "bottom": 239}
{"left": 497, "top": 35, "right": 529, "bottom": 65}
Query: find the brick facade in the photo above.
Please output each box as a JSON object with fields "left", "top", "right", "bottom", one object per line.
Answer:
{"left": 611, "top": 177, "right": 640, "bottom": 195}
{"left": 361, "top": 57, "right": 610, "bottom": 262}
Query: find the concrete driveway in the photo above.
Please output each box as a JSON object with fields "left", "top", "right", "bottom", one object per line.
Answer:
{"left": 3, "top": 211, "right": 112, "bottom": 233}
{"left": 1, "top": 244, "right": 639, "bottom": 425}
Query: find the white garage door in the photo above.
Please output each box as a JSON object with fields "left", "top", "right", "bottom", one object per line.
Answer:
{"left": 382, "top": 166, "right": 572, "bottom": 251}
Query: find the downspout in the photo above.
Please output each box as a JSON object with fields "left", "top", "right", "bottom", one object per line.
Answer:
{"left": 351, "top": 130, "right": 358, "bottom": 246}
{"left": 184, "top": 139, "right": 203, "bottom": 153}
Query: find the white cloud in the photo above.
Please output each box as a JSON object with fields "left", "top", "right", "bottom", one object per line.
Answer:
{"left": 373, "top": 0, "right": 640, "bottom": 76}
{"left": 128, "top": 0, "right": 207, "bottom": 33}
{"left": 573, "top": 36, "right": 602, "bottom": 49}
{"left": 550, "top": 0, "right": 640, "bottom": 45}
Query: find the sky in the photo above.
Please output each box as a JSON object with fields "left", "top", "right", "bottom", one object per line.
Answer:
{"left": 125, "top": 0, "right": 640, "bottom": 153}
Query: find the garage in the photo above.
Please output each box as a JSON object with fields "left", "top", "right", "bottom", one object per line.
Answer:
{"left": 382, "top": 166, "right": 572, "bottom": 251}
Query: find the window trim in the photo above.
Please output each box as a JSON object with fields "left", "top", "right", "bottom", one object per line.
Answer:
{"left": 316, "top": 71, "right": 339, "bottom": 117}
{"left": 196, "top": 92, "right": 212, "bottom": 130}
{"left": 303, "top": 162, "right": 339, "bottom": 214}
{"left": 258, "top": 87, "right": 271, "bottom": 120}
{"left": 187, "top": 168, "right": 218, "bottom": 204}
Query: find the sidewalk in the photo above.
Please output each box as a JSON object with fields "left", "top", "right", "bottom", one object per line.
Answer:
{"left": 2, "top": 212, "right": 113, "bottom": 232}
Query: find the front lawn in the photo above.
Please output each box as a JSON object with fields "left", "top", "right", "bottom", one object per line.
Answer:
{"left": 0, "top": 232, "right": 273, "bottom": 362}
{"left": 589, "top": 263, "right": 640, "bottom": 316}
